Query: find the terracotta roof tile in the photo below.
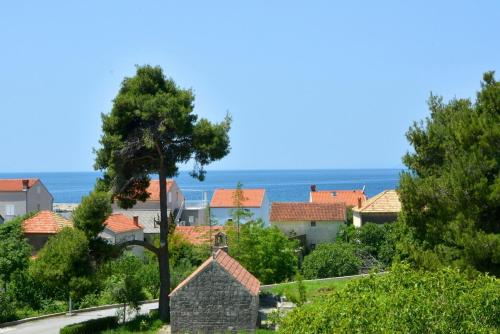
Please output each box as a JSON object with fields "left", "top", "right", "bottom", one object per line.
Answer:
{"left": 210, "top": 189, "right": 265, "bottom": 208}
{"left": 310, "top": 190, "right": 367, "bottom": 207}
{"left": 146, "top": 180, "right": 174, "bottom": 201}
{"left": 22, "top": 211, "right": 73, "bottom": 234}
{"left": 352, "top": 190, "right": 401, "bottom": 213}
{"left": 104, "top": 214, "right": 143, "bottom": 234}
{"left": 174, "top": 226, "right": 224, "bottom": 245}
{"left": 170, "top": 250, "right": 260, "bottom": 296}
{"left": 270, "top": 202, "right": 346, "bottom": 221}
{"left": 0, "top": 178, "right": 39, "bottom": 192}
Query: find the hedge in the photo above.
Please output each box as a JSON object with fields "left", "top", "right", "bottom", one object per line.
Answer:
{"left": 59, "top": 316, "right": 118, "bottom": 334}
{"left": 279, "top": 264, "right": 500, "bottom": 333}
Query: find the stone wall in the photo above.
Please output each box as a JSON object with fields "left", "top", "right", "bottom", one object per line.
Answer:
{"left": 170, "top": 261, "right": 259, "bottom": 333}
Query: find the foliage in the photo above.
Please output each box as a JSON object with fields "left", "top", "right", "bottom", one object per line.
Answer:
{"left": 111, "top": 275, "right": 146, "bottom": 323}
{"left": 94, "top": 64, "right": 231, "bottom": 321}
{"left": 72, "top": 191, "right": 112, "bottom": 240}
{"left": 0, "top": 216, "right": 31, "bottom": 284}
{"left": 399, "top": 71, "right": 500, "bottom": 275}
{"left": 30, "top": 228, "right": 92, "bottom": 299}
{"left": 301, "top": 242, "right": 361, "bottom": 279}
{"left": 100, "top": 314, "right": 163, "bottom": 334}
{"left": 0, "top": 290, "right": 16, "bottom": 323}
{"left": 279, "top": 265, "right": 500, "bottom": 333}
{"left": 59, "top": 316, "right": 118, "bottom": 334}
{"left": 226, "top": 220, "right": 299, "bottom": 284}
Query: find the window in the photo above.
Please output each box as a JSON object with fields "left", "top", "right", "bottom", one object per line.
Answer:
{"left": 5, "top": 205, "right": 15, "bottom": 216}
{"left": 189, "top": 216, "right": 194, "bottom": 224}
{"left": 37, "top": 204, "right": 40, "bottom": 211}
{"left": 168, "top": 192, "right": 172, "bottom": 203}
{"left": 310, "top": 221, "right": 316, "bottom": 227}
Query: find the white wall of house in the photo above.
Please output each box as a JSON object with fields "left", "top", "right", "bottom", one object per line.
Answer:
{"left": 26, "top": 182, "right": 53, "bottom": 213}
{"left": 271, "top": 220, "right": 344, "bottom": 247}
{"left": 100, "top": 228, "right": 144, "bottom": 257}
{"left": 210, "top": 196, "right": 270, "bottom": 226}
{"left": 353, "top": 211, "right": 362, "bottom": 228}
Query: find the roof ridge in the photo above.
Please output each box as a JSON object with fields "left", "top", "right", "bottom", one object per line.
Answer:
{"left": 355, "top": 189, "right": 396, "bottom": 212}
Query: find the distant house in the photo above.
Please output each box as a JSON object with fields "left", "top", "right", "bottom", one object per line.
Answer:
{"left": 309, "top": 185, "right": 367, "bottom": 208}
{"left": 113, "top": 179, "right": 184, "bottom": 240}
{"left": 22, "top": 210, "right": 73, "bottom": 254}
{"left": 352, "top": 189, "right": 401, "bottom": 227}
{"left": 270, "top": 202, "right": 346, "bottom": 248}
{"left": 210, "top": 188, "right": 270, "bottom": 225}
{"left": 0, "top": 179, "right": 54, "bottom": 222}
{"left": 170, "top": 249, "right": 260, "bottom": 333}
{"left": 100, "top": 214, "right": 144, "bottom": 257}
{"left": 174, "top": 225, "right": 224, "bottom": 245}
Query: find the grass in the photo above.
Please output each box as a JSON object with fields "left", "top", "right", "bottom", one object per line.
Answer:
{"left": 261, "top": 276, "right": 358, "bottom": 302}
{"left": 100, "top": 314, "right": 163, "bottom": 334}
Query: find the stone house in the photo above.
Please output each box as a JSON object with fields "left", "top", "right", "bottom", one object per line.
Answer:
{"left": 22, "top": 210, "right": 73, "bottom": 254}
{"left": 170, "top": 249, "right": 260, "bottom": 333}
{"left": 210, "top": 188, "right": 270, "bottom": 226}
{"left": 0, "top": 178, "right": 54, "bottom": 222}
{"left": 270, "top": 202, "right": 346, "bottom": 249}
{"left": 100, "top": 213, "right": 144, "bottom": 257}
{"left": 352, "top": 189, "right": 401, "bottom": 227}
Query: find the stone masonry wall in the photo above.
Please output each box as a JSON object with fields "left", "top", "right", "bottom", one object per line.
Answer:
{"left": 170, "top": 262, "right": 259, "bottom": 333}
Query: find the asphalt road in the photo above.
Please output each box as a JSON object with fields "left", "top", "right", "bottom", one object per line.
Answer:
{"left": 0, "top": 302, "right": 158, "bottom": 334}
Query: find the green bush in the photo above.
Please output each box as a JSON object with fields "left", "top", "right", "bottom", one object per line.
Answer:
{"left": 0, "top": 291, "right": 17, "bottom": 323}
{"left": 279, "top": 264, "right": 500, "bottom": 333}
{"left": 301, "top": 242, "right": 361, "bottom": 279}
{"left": 60, "top": 316, "right": 118, "bottom": 334}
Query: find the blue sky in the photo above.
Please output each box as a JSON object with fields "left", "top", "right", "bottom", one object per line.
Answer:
{"left": 0, "top": 1, "right": 498, "bottom": 172}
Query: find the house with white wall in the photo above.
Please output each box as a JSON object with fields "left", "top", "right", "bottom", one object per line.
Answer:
{"left": 209, "top": 188, "right": 270, "bottom": 226}
{"left": 270, "top": 202, "right": 346, "bottom": 248}
{"left": 113, "top": 179, "right": 184, "bottom": 240}
{"left": 0, "top": 179, "right": 53, "bottom": 221}
{"left": 309, "top": 185, "right": 367, "bottom": 208}
{"left": 100, "top": 213, "right": 144, "bottom": 257}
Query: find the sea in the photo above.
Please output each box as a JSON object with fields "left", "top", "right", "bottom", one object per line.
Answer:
{"left": 0, "top": 169, "right": 403, "bottom": 204}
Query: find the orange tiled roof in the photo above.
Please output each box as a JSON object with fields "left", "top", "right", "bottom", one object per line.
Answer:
{"left": 210, "top": 189, "right": 266, "bottom": 208}
{"left": 310, "top": 190, "right": 367, "bottom": 207}
{"left": 352, "top": 190, "right": 401, "bottom": 213}
{"left": 270, "top": 202, "right": 346, "bottom": 222}
{"left": 22, "top": 211, "right": 73, "bottom": 234}
{"left": 0, "top": 179, "right": 39, "bottom": 192}
{"left": 146, "top": 180, "right": 174, "bottom": 201}
{"left": 170, "top": 249, "right": 260, "bottom": 296}
{"left": 104, "top": 214, "right": 143, "bottom": 234}
{"left": 175, "top": 226, "right": 224, "bottom": 245}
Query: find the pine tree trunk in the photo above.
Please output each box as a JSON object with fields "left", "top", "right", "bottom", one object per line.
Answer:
{"left": 158, "top": 166, "right": 170, "bottom": 322}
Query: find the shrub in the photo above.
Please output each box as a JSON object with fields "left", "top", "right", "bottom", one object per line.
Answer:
{"left": 279, "top": 265, "right": 500, "bottom": 333}
{"left": 59, "top": 316, "right": 118, "bottom": 334}
{"left": 301, "top": 242, "right": 361, "bottom": 279}
{"left": 0, "top": 291, "right": 17, "bottom": 323}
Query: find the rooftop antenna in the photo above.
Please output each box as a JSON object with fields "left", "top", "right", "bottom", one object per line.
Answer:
{"left": 362, "top": 185, "right": 366, "bottom": 193}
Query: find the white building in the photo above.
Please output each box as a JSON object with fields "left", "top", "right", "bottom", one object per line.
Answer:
{"left": 352, "top": 190, "right": 401, "bottom": 228}
{"left": 209, "top": 188, "right": 270, "bottom": 226}
{"left": 100, "top": 213, "right": 144, "bottom": 257}
{"left": 270, "top": 202, "right": 346, "bottom": 249}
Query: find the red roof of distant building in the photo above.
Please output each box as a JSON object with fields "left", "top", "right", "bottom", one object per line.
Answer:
{"left": 170, "top": 249, "right": 260, "bottom": 296}
{"left": 310, "top": 190, "right": 367, "bottom": 207}
{"left": 270, "top": 202, "right": 346, "bottom": 222}
{"left": 210, "top": 189, "right": 266, "bottom": 208}
{"left": 0, "top": 179, "right": 39, "bottom": 192}
{"left": 175, "top": 226, "right": 224, "bottom": 245}
{"left": 146, "top": 180, "right": 174, "bottom": 201}
{"left": 104, "top": 214, "right": 143, "bottom": 234}
{"left": 22, "top": 211, "right": 73, "bottom": 234}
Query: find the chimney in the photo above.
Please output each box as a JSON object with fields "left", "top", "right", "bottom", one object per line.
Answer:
{"left": 357, "top": 197, "right": 362, "bottom": 208}
{"left": 310, "top": 185, "right": 317, "bottom": 192}
{"left": 133, "top": 216, "right": 139, "bottom": 227}
{"left": 22, "top": 179, "right": 29, "bottom": 191}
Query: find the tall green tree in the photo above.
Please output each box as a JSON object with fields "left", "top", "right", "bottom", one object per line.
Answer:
{"left": 399, "top": 71, "right": 500, "bottom": 275}
{"left": 0, "top": 216, "right": 31, "bottom": 289}
{"left": 73, "top": 191, "right": 112, "bottom": 240}
{"left": 94, "top": 65, "right": 231, "bottom": 321}
{"left": 231, "top": 181, "right": 252, "bottom": 246}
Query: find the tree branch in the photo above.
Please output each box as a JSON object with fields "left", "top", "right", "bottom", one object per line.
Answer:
{"left": 118, "top": 239, "right": 159, "bottom": 256}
